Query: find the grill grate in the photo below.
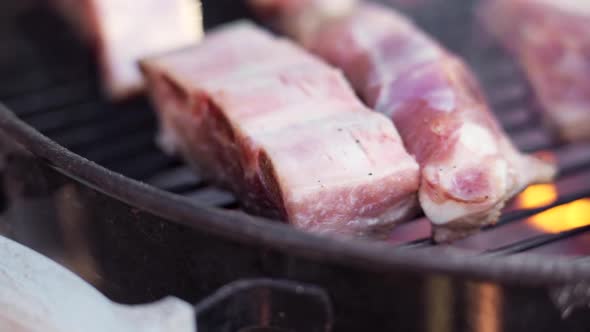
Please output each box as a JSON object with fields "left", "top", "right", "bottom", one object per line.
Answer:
{"left": 3, "top": 0, "right": 590, "bottom": 258}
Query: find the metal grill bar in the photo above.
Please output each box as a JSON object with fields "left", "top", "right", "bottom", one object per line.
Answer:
{"left": 0, "top": 65, "right": 84, "bottom": 94}
{"left": 25, "top": 100, "right": 108, "bottom": 133}
{"left": 109, "top": 152, "right": 180, "bottom": 180}
{"left": 485, "top": 225, "right": 590, "bottom": 256}
{"left": 496, "top": 107, "right": 531, "bottom": 132}
{"left": 530, "top": 233, "right": 590, "bottom": 256}
{"left": 52, "top": 111, "right": 154, "bottom": 150}
{"left": 83, "top": 131, "right": 156, "bottom": 164}
{"left": 146, "top": 166, "right": 203, "bottom": 191}
{"left": 4, "top": 79, "right": 96, "bottom": 116}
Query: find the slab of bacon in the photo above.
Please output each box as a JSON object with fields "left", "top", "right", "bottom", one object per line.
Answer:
{"left": 49, "top": 0, "right": 203, "bottom": 100}
{"left": 479, "top": 0, "right": 590, "bottom": 142}
{"left": 140, "top": 22, "right": 420, "bottom": 236}
{"left": 251, "top": 0, "right": 557, "bottom": 242}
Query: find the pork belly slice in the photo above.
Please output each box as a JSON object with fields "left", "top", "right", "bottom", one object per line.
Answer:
{"left": 479, "top": 0, "right": 590, "bottom": 142}
{"left": 49, "top": 0, "right": 203, "bottom": 100}
{"left": 140, "top": 22, "right": 420, "bottom": 236}
{"left": 251, "top": 1, "right": 557, "bottom": 242}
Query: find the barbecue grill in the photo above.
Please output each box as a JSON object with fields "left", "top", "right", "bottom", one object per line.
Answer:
{"left": 2, "top": 0, "right": 590, "bottom": 331}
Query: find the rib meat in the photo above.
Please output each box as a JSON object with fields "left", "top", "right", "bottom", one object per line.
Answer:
{"left": 49, "top": 0, "right": 203, "bottom": 100}
{"left": 140, "top": 22, "right": 420, "bottom": 236}
{"left": 479, "top": 0, "right": 590, "bottom": 142}
{"left": 251, "top": 1, "right": 557, "bottom": 242}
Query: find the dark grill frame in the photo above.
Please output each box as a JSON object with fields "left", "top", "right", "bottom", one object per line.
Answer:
{"left": 0, "top": 0, "right": 590, "bottom": 284}
{"left": 2, "top": 0, "right": 590, "bottom": 292}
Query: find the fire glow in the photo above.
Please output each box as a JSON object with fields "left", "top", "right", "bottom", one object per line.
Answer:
{"left": 518, "top": 184, "right": 590, "bottom": 234}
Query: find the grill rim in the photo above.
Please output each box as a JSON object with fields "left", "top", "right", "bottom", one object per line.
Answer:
{"left": 2, "top": 103, "right": 590, "bottom": 286}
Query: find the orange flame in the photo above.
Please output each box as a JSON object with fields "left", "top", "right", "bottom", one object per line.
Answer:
{"left": 518, "top": 184, "right": 590, "bottom": 234}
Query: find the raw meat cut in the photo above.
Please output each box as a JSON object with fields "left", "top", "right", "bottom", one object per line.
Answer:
{"left": 140, "top": 22, "right": 420, "bottom": 236}
{"left": 250, "top": 0, "right": 357, "bottom": 45}
{"left": 479, "top": 0, "right": 590, "bottom": 142}
{"left": 49, "top": 0, "right": 203, "bottom": 100}
{"left": 251, "top": 0, "right": 557, "bottom": 242}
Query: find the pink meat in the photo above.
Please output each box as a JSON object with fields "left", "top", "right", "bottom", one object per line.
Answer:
{"left": 49, "top": 0, "right": 203, "bottom": 100}
{"left": 140, "top": 22, "right": 420, "bottom": 237}
{"left": 250, "top": 0, "right": 357, "bottom": 44}
{"left": 252, "top": 1, "right": 556, "bottom": 242}
{"left": 479, "top": 0, "right": 590, "bottom": 142}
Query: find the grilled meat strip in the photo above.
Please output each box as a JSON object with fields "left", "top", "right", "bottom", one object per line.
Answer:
{"left": 140, "top": 22, "right": 420, "bottom": 236}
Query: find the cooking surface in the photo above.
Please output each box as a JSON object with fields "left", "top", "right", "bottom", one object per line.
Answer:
{"left": 2, "top": 0, "right": 590, "bottom": 258}
{"left": 4, "top": 1, "right": 590, "bottom": 331}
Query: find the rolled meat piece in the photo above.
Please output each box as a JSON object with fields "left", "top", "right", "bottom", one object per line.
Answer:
{"left": 140, "top": 22, "right": 420, "bottom": 237}
{"left": 49, "top": 0, "right": 203, "bottom": 100}
{"left": 250, "top": 0, "right": 557, "bottom": 242}
{"left": 479, "top": 0, "right": 590, "bottom": 142}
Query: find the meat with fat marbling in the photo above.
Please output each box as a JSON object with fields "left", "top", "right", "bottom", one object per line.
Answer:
{"left": 140, "top": 22, "right": 420, "bottom": 237}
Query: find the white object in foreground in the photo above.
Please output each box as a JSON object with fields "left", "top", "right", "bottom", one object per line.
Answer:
{"left": 0, "top": 236, "right": 194, "bottom": 332}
